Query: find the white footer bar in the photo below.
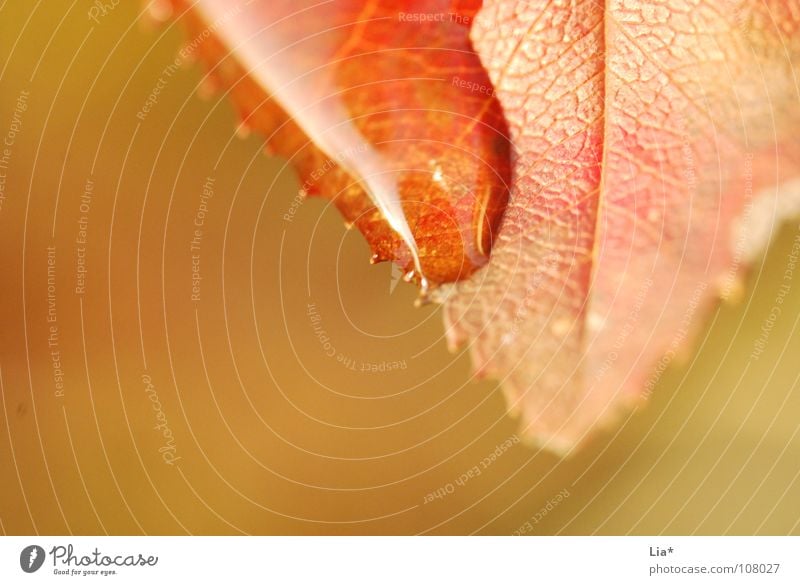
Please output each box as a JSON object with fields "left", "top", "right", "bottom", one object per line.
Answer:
{"left": 1, "top": 536, "right": 796, "bottom": 584}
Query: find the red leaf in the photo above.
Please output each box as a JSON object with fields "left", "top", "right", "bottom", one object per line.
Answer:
{"left": 168, "top": 0, "right": 511, "bottom": 289}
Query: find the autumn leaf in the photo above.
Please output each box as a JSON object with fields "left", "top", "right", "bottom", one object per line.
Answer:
{"left": 166, "top": 0, "right": 510, "bottom": 288}
{"left": 443, "top": 0, "right": 800, "bottom": 452}
{"left": 165, "top": 0, "right": 800, "bottom": 452}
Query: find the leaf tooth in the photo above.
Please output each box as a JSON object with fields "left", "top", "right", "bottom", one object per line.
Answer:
{"left": 717, "top": 276, "right": 746, "bottom": 305}
{"left": 471, "top": 359, "right": 490, "bottom": 381}
{"left": 145, "top": 0, "right": 173, "bottom": 24}
{"left": 413, "top": 290, "right": 433, "bottom": 308}
{"left": 196, "top": 76, "right": 218, "bottom": 99}
{"left": 235, "top": 118, "right": 251, "bottom": 139}
{"left": 501, "top": 385, "right": 521, "bottom": 419}
{"left": 369, "top": 249, "right": 389, "bottom": 265}
{"left": 300, "top": 181, "right": 324, "bottom": 197}
{"left": 441, "top": 306, "right": 466, "bottom": 353}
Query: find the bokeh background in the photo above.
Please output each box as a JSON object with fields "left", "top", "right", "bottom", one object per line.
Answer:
{"left": 1, "top": 1, "right": 799, "bottom": 535}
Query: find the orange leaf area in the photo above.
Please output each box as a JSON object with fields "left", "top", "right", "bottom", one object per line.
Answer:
{"left": 169, "top": 0, "right": 511, "bottom": 289}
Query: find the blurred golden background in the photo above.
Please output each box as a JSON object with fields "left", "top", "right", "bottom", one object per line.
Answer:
{"left": 1, "top": 2, "right": 799, "bottom": 535}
